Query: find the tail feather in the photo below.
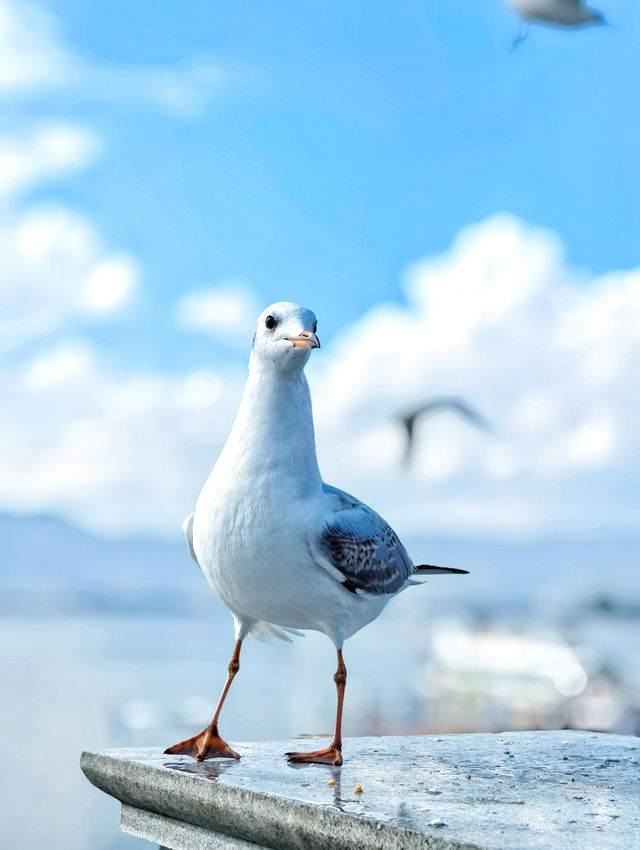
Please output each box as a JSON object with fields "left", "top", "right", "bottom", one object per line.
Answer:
{"left": 249, "top": 621, "right": 306, "bottom": 643}
{"left": 414, "top": 564, "right": 469, "bottom": 575}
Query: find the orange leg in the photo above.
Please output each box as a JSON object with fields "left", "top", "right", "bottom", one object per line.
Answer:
{"left": 165, "top": 639, "right": 242, "bottom": 761}
{"left": 286, "top": 649, "right": 346, "bottom": 766}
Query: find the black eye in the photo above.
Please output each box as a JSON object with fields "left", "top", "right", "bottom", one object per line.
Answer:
{"left": 312, "top": 321, "right": 317, "bottom": 333}
{"left": 265, "top": 315, "right": 277, "bottom": 330}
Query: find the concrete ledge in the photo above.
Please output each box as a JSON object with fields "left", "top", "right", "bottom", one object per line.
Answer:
{"left": 121, "top": 804, "right": 262, "bottom": 849}
{"left": 81, "top": 731, "right": 639, "bottom": 849}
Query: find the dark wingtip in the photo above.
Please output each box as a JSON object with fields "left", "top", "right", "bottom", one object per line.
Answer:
{"left": 415, "top": 564, "right": 469, "bottom": 575}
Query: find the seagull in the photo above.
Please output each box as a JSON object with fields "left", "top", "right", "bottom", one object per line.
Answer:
{"left": 396, "top": 397, "right": 492, "bottom": 468}
{"left": 509, "top": 0, "right": 606, "bottom": 46}
{"left": 165, "top": 302, "right": 468, "bottom": 765}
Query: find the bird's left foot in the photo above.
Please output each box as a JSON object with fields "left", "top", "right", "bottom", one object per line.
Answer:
{"left": 164, "top": 726, "right": 240, "bottom": 761}
{"left": 286, "top": 745, "right": 342, "bottom": 765}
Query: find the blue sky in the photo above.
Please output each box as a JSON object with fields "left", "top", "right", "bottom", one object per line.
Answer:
{"left": 13, "top": 0, "right": 639, "bottom": 370}
{"left": 2, "top": 0, "right": 640, "bottom": 539}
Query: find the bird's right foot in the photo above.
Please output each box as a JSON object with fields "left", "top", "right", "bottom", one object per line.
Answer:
{"left": 286, "top": 745, "right": 343, "bottom": 766}
{"left": 164, "top": 726, "right": 240, "bottom": 761}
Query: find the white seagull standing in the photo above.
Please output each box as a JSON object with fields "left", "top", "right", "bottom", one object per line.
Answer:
{"left": 165, "top": 302, "right": 467, "bottom": 765}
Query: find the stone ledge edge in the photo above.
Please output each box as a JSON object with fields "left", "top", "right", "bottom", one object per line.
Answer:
{"left": 81, "top": 750, "right": 480, "bottom": 850}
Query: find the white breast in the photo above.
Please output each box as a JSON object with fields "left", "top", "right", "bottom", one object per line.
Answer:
{"left": 193, "top": 466, "right": 387, "bottom": 645}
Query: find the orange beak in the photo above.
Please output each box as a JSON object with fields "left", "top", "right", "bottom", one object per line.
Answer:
{"left": 286, "top": 330, "right": 320, "bottom": 349}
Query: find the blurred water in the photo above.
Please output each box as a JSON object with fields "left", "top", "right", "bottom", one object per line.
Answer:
{"left": 2, "top": 517, "right": 639, "bottom": 849}
{"left": 3, "top": 592, "right": 639, "bottom": 849}
{"left": 0, "top": 600, "right": 433, "bottom": 850}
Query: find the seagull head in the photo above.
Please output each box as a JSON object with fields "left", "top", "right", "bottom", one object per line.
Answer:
{"left": 251, "top": 302, "right": 320, "bottom": 374}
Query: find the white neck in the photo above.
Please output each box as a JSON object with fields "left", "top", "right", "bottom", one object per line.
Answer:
{"left": 216, "top": 362, "right": 323, "bottom": 496}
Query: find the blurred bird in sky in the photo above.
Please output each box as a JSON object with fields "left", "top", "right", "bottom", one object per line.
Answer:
{"left": 395, "top": 397, "right": 492, "bottom": 468}
{"left": 509, "top": 0, "right": 607, "bottom": 47}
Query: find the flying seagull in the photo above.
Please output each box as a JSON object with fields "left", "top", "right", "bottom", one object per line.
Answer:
{"left": 165, "top": 302, "right": 468, "bottom": 765}
{"left": 509, "top": 0, "right": 606, "bottom": 47}
{"left": 396, "top": 397, "right": 492, "bottom": 468}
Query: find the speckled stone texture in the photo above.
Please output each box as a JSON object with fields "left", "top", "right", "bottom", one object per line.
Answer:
{"left": 81, "top": 731, "right": 639, "bottom": 850}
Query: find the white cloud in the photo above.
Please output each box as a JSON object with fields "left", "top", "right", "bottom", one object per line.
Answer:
{"left": 0, "top": 343, "right": 243, "bottom": 535}
{"left": 311, "top": 215, "right": 640, "bottom": 537}
{"left": 78, "top": 57, "right": 235, "bottom": 120}
{"left": 0, "top": 0, "right": 69, "bottom": 94}
{"left": 80, "top": 256, "right": 138, "bottom": 315}
{"left": 22, "top": 341, "right": 96, "bottom": 390}
{"left": 176, "top": 283, "right": 261, "bottom": 343}
{"left": 0, "top": 0, "right": 247, "bottom": 118}
{"left": 0, "top": 205, "right": 139, "bottom": 350}
{"left": 2, "top": 215, "right": 640, "bottom": 540}
{"left": 0, "top": 123, "right": 99, "bottom": 202}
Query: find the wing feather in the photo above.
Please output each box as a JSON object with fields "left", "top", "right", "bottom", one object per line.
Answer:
{"left": 182, "top": 512, "right": 199, "bottom": 566}
{"left": 313, "top": 484, "right": 414, "bottom": 596}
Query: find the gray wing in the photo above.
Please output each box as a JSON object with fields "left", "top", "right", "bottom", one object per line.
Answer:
{"left": 182, "top": 512, "right": 199, "bottom": 566}
{"left": 312, "top": 484, "right": 414, "bottom": 596}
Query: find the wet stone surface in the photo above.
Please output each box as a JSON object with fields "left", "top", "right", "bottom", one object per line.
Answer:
{"left": 81, "top": 730, "right": 640, "bottom": 850}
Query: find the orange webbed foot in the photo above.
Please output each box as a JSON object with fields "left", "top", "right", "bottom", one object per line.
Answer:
{"left": 164, "top": 726, "right": 240, "bottom": 761}
{"left": 286, "top": 745, "right": 343, "bottom": 766}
